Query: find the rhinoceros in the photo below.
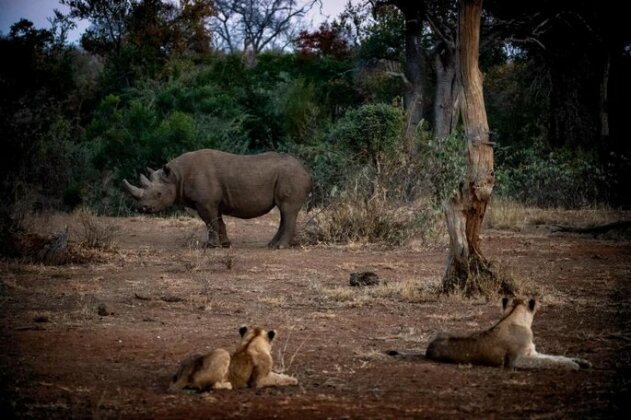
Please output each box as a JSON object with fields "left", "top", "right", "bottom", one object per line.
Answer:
{"left": 122, "top": 149, "right": 312, "bottom": 248}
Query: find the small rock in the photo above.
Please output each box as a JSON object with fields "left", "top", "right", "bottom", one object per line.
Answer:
{"left": 349, "top": 272, "right": 380, "bottom": 287}
{"left": 97, "top": 302, "right": 115, "bottom": 316}
{"left": 33, "top": 314, "right": 50, "bottom": 323}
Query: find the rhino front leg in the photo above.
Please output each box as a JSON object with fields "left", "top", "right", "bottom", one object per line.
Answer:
{"left": 196, "top": 205, "right": 222, "bottom": 248}
{"left": 217, "top": 215, "right": 231, "bottom": 248}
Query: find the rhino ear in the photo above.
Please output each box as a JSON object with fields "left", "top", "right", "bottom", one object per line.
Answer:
{"left": 161, "top": 165, "right": 172, "bottom": 181}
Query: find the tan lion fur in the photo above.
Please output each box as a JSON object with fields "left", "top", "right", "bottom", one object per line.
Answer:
{"left": 425, "top": 298, "right": 591, "bottom": 370}
{"left": 168, "top": 326, "right": 298, "bottom": 392}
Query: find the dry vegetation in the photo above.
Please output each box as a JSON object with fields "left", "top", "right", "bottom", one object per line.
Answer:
{"left": 1, "top": 205, "right": 630, "bottom": 418}
{"left": 75, "top": 208, "right": 120, "bottom": 249}
{"left": 485, "top": 197, "right": 629, "bottom": 232}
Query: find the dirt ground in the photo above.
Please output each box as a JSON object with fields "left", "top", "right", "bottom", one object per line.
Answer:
{"left": 1, "top": 209, "right": 630, "bottom": 419}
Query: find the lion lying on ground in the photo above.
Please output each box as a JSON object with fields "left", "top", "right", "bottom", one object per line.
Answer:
{"left": 425, "top": 297, "right": 591, "bottom": 370}
{"left": 169, "top": 326, "right": 299, "bottom": 391}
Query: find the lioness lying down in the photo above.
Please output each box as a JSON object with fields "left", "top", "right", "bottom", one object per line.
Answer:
{"left": 425, "top": 297, "right": 591, "bottom": 370}
{"left": 169, "top": 326, "right": 298, "bottom": 392}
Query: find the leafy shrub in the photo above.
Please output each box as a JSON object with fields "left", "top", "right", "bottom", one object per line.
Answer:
{"left": 328, "top": 103, "right": 405, "bottom": 164}
{"left": 362, "top": 73, "right": 405, "bottom": 105}
{"left": 282, "top": 140, "right": 353, "bottom": 206}
{"left": 302, "top": 152, "right": 444, "bottom": 246}
{"left": 419, "top": 129, "right": 467, "bottom": 204}
{"left": 273, "top": 76, "right": 321, "bottom": 144}
{"left": 84, "top": 78, "right": 251, "bottom": 189}
{"left": 284, "top": 103, "right": 406, "bottom": 206}
{"left": 495, "top": 143, "right": 607, "bottom": 208}
{"left": 358, "top": 6, "right": 405, "bottom": 62}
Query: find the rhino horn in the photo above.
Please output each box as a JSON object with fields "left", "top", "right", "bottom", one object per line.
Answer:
{"left": 147, "top": 167, "right": 160, "bottom": 181}
{"left": 122, "top": 179, "right": 144, "bottom": 199}
{"left": 139, "top": 174, "right": 151, "bottom": 188}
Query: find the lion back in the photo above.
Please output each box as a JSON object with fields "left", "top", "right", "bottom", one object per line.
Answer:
{"left": 228, "top": 327, "right": 275, "bottom": 388}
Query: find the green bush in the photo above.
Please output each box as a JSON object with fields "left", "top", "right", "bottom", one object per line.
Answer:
{"left": 419, "top": 130, "right": 468, "bottom": 204}
{"left": 301, "top": 152, "right": 444, "bottom": 246}
{"left": 273, "top": 76, "right": 321, "bottom": 145}
{"left": 356, "top": 71, "right": 406, "bottom": 105}
{"left": 328, "top": 103, "right": 405, "bottom": 164}
{"left": 495, "top": 143, "right": 607, "bottom": 208}
{"left": 283, "top": 103, "right": 406, "bottom": 206}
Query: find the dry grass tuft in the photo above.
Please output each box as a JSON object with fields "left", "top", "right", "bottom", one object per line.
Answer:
{"left": 485, "top": 197, "right": 629, "bottom": 234}
{"left": 316, "top": 277, "right": 441, "bottom": 306}
{"left": 180, "top": 229, "right": 204, "bottom": 248}
{"left": 258, "top": 295, "right": 287, "bottom": 307}
{"left": 439, "top": 258, "right": 567, "bottom": 305}
{"left": 301, "top": 193, "right": 441, "bottom": 247}
{"left": 484, "top": 198, "right": 530, "bottom": 231}
{"left": 275, "top": 326, "right": 308, "bottom": 374}
{"left": 477, "top": 262, "right": 522, "bottom": 298}
{"left": 183, "top": 248, "right": 237, "bottom": 272}
{"left": 370, "top": 278, "right": 441, "bottom": 302}
{"left": 224, "top": 251, "right": 236, "bottom": 270}
{"left": 75, "top": 208, "right": 119, "bottom": 249}
{"left": 354, "top": 348, "right": 388, "bottom": 361}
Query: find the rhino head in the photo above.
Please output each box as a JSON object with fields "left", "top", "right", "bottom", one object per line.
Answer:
{"left": 122, "top": 165, "right": 177, "bottom": 213}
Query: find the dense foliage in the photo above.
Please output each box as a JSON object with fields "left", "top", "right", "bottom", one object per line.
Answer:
{"left": 1, "top": 0, "right": 629, "bottom": 251}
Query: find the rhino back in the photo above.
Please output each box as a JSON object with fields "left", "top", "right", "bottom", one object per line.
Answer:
{"left": 172, "top": 149, "right": 310, "bottom": 218}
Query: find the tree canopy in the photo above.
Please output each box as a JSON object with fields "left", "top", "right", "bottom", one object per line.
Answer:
{"left": 1, "top": 0, "right": 629, "bottom": 254}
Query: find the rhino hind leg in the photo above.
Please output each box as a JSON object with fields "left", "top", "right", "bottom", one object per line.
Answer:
{"left": 268, "top": 217, "right": 283, "bottom": 248}
{"left": 269, "top": 169, "right": 310, "bottom": 249}
{"left": 269, "top": 205, "right": 299, "bottom": 249}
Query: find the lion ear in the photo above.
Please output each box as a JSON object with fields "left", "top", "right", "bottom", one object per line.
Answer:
{"left": 501, "top": 297, "right": 510, "bottom": 310}
{"left": 239, "top": 326, "right": 248, "bottom": 337}
{"left": 267, "top": 330, "right": 276, "bottom": 341}
{"left": 528, "top": 298, "right": 538, "bottom": 312}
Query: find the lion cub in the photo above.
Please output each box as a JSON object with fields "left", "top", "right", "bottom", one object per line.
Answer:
{"left": 426, "top": 297, "right": 591, "bottom": 370}
{"left": 168, "top": 326, "right": 299, "bottom": 392}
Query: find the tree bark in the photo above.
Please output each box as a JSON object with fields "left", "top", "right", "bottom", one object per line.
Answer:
{"left": 599, "top": 52, "right": 610, "bottom": 140}
{"left": 402, "top": 12, "right": 426, "bottom": 141}
{"left": 386, "top": 1, "right": 428, "bottom": 145}
{"left": 432, "top": 43, "right": 459, "bottom": 140}
{"left": 442, "top": 0, "right": 495, "bottom": 295}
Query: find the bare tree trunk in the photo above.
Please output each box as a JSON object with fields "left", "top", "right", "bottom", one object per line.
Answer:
{"left": 442, "top": 0, "right": 496, "bottom": 295}
{"left": 388, "top": 1, "right": 428, "bottom": 148}
{"left": 403, "top": 15, "right": 425, "bottom": 141}
{"left": 433, "top": 44, "right": 459, "bottom": 140}
{"left": 600, "top": 53, "right": 610, "bottom": 140}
